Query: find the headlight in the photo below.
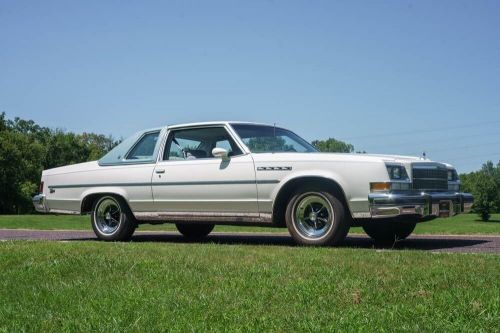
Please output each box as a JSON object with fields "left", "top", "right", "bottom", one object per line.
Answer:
{"left": 386, "top": 164, "right": 409, "bottom": 180}
{"left": 447, "top": 168, "right": 459, "bottom": 191}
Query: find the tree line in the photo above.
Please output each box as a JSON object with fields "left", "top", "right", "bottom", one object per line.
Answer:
{"left": 0, "top": 114, "right": 498, "bottom": 220}
{"left": 0, "top": 113, "right": 119, "bottom": 213}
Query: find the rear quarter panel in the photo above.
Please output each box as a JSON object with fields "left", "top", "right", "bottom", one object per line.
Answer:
{"left": 43, "top": 162, "right": 155, "bottom": 213}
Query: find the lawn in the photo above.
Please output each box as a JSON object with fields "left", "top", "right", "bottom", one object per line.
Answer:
{"left": 0, "top": 213, "right": 499, "bottom": 235}
{"left": 0, "top": 241, "right": 498, "bottom": 332}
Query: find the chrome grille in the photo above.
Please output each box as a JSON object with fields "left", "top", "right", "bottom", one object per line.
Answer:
{"left": 412, "top": 163, "right": 448, "bottom": 191}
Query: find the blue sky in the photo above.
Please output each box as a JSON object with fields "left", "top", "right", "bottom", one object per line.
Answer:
{"left": 1, "top": 0, "right": 499, "bottom": 172}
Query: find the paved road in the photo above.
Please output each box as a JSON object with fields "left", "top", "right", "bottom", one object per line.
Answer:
{"left": 1, "top": 229, "right": 499, "bottom": 253}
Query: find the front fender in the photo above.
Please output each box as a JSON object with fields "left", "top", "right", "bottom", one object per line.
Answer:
{"left": 270, "top": 169, "right": 350, "bottom": 202}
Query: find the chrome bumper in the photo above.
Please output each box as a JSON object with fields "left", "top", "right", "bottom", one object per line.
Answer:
{"left": 32, "top": 194, "right": 48, "bottom": 213}
{"left": 368, "top": 192, "right": 473, "bottom": 219}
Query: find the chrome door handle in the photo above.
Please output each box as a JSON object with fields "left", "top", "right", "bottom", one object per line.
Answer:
{"left": 155, "top": 169, "right": 165, "bottom": 174}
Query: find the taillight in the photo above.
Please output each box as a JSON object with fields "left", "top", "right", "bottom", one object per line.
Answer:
{"left": 39, "top": 181, "right": 44, "bottom": 194}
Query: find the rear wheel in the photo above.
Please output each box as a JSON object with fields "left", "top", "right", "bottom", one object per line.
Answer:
{"left": 91, "top": 196, "right": 136, "bottom": 241}
{"left": 285, "top": 188, "right": 350, "bottom": 246}
{"left": 176, "top": 223, "right": 214, "bottom": 240}
{"left": 362, "top": 221, "right": 416, "bottom": 245}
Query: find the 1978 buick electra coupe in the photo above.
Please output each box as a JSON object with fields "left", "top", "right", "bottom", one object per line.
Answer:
{"left": 33, "top": 122, "right": 473, "bottom": 245}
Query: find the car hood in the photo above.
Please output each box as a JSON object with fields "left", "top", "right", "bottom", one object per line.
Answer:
{"left": 250, "top": 152, "right": 453, "bottom": 167}
{"left": 252, "top": 152, "right": 421, "bottom": 163}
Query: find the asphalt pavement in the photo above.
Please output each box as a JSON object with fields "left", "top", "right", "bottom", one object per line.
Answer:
{"left": 0, "top": 229, "right": 499, "bottom": 253}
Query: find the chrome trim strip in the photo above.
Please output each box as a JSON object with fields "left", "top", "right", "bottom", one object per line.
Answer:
{"left": 257, "top": 166, "right": 292, "bottom": 171}
{"left": 134, "top": 211, "right": 270, "bottom": 223}
{"left": 156, "top": 127, "right": 171, "bottom": 163}
{"left": 412, "top": 163, "right": 447, "bottom": 169}
{"left": 49, "top": 209, "right": 80, "bottom": 215}
{"left": 50, "top": 183, "right": 151, "bottom": 189}
{"left": 49, "top": 179, "right": 280, "bottom": 189}
{"left": 259, "top": 213, "right": 273, "bottom": 222}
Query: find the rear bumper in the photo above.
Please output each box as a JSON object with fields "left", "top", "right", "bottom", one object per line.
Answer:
{"left": 32, "top": 194, "right": 48, "bottom": 213}
{"left": 368, "top": 191, "right": 473, "bottom": 219}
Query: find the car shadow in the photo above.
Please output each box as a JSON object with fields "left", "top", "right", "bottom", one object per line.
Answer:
{"left": 91, "top": 232, "right": 492, "bottom": 252}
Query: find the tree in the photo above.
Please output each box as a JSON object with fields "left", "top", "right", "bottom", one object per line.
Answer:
{"left": 460, "top": 161, "right": 500, "bottom": 221}
{"left": 311, "top": 138, "right": 354, "bottom": 153}
{"left": 0, "top": 112, "right": 7, "bottom": 131}
{"left": 79, "top": 133, "right": 119, "bottom": 161}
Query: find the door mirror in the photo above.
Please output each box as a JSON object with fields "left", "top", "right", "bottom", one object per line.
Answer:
{"left": 212, "top": 147, "right": 229, "bottom": 160}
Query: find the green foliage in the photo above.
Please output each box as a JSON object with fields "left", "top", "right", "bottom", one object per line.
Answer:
{"left": 460, "top": 161, "right": 500, "bottom": 221}
{"left": 0, "top": 129, "right": 45, "bottom": 213}
{"left": 0, "top": 113, "right": 118, "bottom": 214}
{"left": 312, "top": 137, "right": 354, "bottom": 153}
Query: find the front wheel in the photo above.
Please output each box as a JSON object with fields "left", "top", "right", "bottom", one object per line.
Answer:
{"left": 91, "top": 195, "right": 137, "bottom": 241}
{"left": 362, "top": 221, "right": 416, "bottom": 245}
{"left": 176, "top": 223, "right": 214, "bottom": 240}
{"left": 285, "top": 189, "right": 350, "bottom": 246}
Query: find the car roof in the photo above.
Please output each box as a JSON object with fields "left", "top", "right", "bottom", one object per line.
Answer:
{"left": 166, "top": 121, "right": 275, "bottom": 130}
{"left": 137, "top": 122, "right": 286, "bottom": 135}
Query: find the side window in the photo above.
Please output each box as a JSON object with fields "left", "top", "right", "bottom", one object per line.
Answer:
{"left": 168, "top": 138, "right": 202, "bottom": 160}
{"left": 126, "top": 131, "right": 160, "bottom": 160}
{"left": 164, "top": 127, "right": 243, "bottom": 160}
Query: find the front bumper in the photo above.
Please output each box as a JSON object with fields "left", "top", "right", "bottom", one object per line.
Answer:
{"left": 32, "top": 194, "right": 48, "bottom": 213}
{"left": 368, "top": 191, "right": 473, "bottom": 219}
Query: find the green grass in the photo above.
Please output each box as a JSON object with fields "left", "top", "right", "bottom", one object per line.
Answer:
{"left": 0, "top": 241, "right": 499, "bottom": 332}
{"left": 0, "top": 213, "right": 499, "bottom": 235}
{"left": 0, "top": 214, "right": 276, "bottom": 233}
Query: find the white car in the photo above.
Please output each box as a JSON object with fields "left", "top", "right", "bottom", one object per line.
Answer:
{"left": 33, "top": 121, "right": 473, "bottom": 245}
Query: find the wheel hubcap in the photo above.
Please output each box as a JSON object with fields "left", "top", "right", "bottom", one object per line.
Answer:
{"left": 293, "top": 193, "right": 334, "bottom": 239}
{"left": 95, "top": 198, "right": 121, "bottom": 235}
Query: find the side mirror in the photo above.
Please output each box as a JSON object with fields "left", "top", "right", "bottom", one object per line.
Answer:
{"left": 212, "top": 147, "right": 229, "bottom": 160}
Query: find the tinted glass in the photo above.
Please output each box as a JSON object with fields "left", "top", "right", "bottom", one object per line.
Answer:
{"left": 164, "top": 127, "right": 242, "bottom": 160}
{"left": 231, "top": 124, "right": 316, "bottom": 153}
{"left": 126, "top": 131, "right": 160, "bottom": 160}
{"left": 99, "top": 130, "right": 161, "bottom": 165}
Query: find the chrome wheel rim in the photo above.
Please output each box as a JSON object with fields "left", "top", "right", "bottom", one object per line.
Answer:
{"left": 293, "top": 193, "right": 334, "bottom": 240}
{"left": 94, "top": 197, "right": 122, "bottom": 235}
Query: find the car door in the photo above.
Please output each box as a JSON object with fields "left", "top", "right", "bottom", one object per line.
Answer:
{"left": 152, "top": 125, "right": 259, "bottom": 219}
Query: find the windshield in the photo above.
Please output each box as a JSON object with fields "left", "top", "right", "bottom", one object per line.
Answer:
{"left": 231, "top": 124, "right": 317, "bottom": 153}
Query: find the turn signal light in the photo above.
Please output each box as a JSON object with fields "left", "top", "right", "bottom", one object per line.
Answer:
{"left": 370, "top": 182, "right": 392, "bottom": 192}
{"left": 39, "top": 181, "right": 44, "bottom": 194}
